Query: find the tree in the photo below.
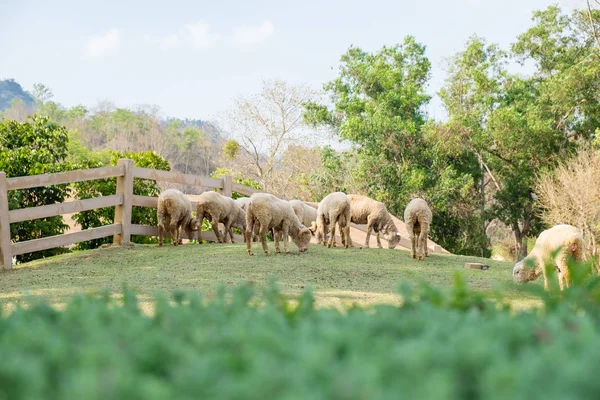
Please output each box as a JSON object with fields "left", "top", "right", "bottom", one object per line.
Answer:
{"left": 304, "top": 38, "right": 486, "bottom": 255}
{"left": 220, "top": 79, "right": 316, "bottom": 195}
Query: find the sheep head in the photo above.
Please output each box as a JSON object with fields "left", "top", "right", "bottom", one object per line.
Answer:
{"left": 387, "top": 232, "right": 401, "bottom": 249}
{"left": 292, "top": 226, "right": 312, "bottom": 253}
{"left": 512, "top": 258, "right": 540, "bottom": 283}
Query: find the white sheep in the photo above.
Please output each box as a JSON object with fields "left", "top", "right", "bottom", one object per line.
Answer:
{"left": 196, "top": 191, "right": 246, "bottom": 243}
{"left": 403, "top": 198, "right": 432, "bottom": 260}
{"left": 157, "top": 189, "right": 201, "bottom": 246}
{"left": 313, "top": 192, "right": 353, "bottom": 248}
{"left": 513, "top": 224, "right": 585, "bottom": 291}
{"left": 348, "top": 194, "right": 401, "bottom": 249}
{"left": 289, "top": 200, "right": 318, "bottom": 228}
{"left": 245, "top": 193, "right": 312, "bottom": 256}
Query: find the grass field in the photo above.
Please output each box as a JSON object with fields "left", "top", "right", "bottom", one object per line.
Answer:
{"left": 0, "top": 242, "right": 542, "bottom": 311}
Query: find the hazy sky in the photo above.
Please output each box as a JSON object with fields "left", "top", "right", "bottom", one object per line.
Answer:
{"left": 0, "top": 0, "right": 583, "bottom": 122}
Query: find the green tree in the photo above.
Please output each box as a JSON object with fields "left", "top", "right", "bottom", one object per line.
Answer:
{"left": 0, "top": 116, "right": 70, "bottom": 262}
{"left": 305, "top": 38, "right": 485, "bottom": 255}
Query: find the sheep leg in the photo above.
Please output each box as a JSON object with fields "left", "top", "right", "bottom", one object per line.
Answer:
{"left": 259, "top": 224, "right": 270, "bottom": 256}
{"left": 340, "top": 223, "right": 346, "bottom": 247}
{"left": 365, "top": 225, "right": 372, "bottom": 248}
{"left": 409, "top": 232, "right": 416, "bottom": 259}
{"left": 422, "top": 227, "right": 430, "bottom": 257}
{"left": 211, "top": 214, "right": 223, "bottom": 243}
{"left": 170, "top": 222, "right": 179, "bottom": 246}
{"left": 328, "top": 215, "right": 337, "bottom": 248}
{"left": 343, "top": 226, "right": 352, "bottom": 248}
{"left": 274, "top": 227, "right": 281, "bottom": 254}
{"left": 281, "top": 223, "right": 291, "bottom": 254}
{"left": 376, "top": 232, "right": 382, "bottom": 249}
{"left": 556, "top": 255, "right": 570, "bottom": 291}
{"left": 228, "top": 226, "right": 236, "bottom": 243}
{"left": 158, "top": 224, "right": 164, "bottom": 247}
{"left": 245, "top": 220, "right": 255, "bottom": 256}
{"left": 223, "top": 220, "right": 232, "bottom": 243}
{"left": 318, "top": 215, "right": 328, "bottom": 247}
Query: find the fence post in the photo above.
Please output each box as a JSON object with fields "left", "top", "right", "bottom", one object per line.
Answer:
{"left": 113, "top": 159, "right": 134, "bottom": 246}
{"left": 222, "top": 175, "right": 233, "bottom": 197}
{"left": 0, "top": 173, "right": 12, "bottom": 269}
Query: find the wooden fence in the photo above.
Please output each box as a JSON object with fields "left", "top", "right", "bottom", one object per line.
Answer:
{"left": 0, "top": 159, "right": 260, "bottom": 270}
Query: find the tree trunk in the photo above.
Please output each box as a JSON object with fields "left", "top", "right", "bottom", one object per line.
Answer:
{"left": 513, "top": 225, "right": 528, "bottom": 262}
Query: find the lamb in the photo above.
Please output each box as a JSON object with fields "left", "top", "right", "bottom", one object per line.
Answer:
{"left": 403, "top": 198, "right": 432, "bottom": 260}
{"left": 157, "top": 189, "right": 201, "bottom": 246}
{"left": 244, "top": 193, "right": 312, "bottom": 256}
{"left": 513, "top": 224, "right": 585, "bottom": 291}
{"left": 313, "top": 192, "right": 353, "bottom": 248}
{"left": 196, "top": 191, "right": 246, "bottom": 243}
{"left": 289, "top": 200, "right": 318, "bottom": 228}
{"left": 347, "top": 194, "right": 401, "bottom": 249}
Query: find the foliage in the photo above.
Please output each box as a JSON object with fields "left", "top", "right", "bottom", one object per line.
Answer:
{"left": 305, "top": 38, "right": 487, "bottom": 255}
{"left": 0, "top": 116, "right": 70, "bottom": 262}
{"left": 71, "top": 151, "right": 170, "bottom": 250}
{"left": 222, "top": 139, "right": 240, "bottom": 160}
{"left": 535, "top": 147, "right": 600, "bottom": 257}
{"left": 3, "top": 264, "right": 600, "bottom": 399}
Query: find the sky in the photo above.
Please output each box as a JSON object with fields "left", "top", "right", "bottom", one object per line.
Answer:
{"left": 0, "top": 0, "right": 584, "bottom": 123}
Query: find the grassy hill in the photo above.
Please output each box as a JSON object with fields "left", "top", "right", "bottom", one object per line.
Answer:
{"left": 0, "top": 243, "right": 540, "bottom": 311}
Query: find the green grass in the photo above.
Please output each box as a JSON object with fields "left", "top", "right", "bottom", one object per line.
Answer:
{"left": 0, "top": 242, "right": 541, "bottom": 311}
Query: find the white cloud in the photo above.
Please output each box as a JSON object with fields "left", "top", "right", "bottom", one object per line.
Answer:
{"left": 83, "top": 28, "right": 120, "bottom": 59}
{"left": 231, "top": 21, "right": 274, "bottom": 47}
{"left": 184, "top": 21, "right": 219, "bottom": 49}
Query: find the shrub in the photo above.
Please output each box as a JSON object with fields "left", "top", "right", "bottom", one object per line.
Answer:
{"left": 3, "top": 269, "right": 600, "bottom": 399}
{"left": 72, "top": 151, "right": 170, "bottom": 249}
{"left": 0, "top": 116, "right": 70, "bottom": 262}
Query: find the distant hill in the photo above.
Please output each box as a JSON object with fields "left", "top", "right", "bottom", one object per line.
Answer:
{"left": 0, "top": 79, "right": 34, "bottom": 111}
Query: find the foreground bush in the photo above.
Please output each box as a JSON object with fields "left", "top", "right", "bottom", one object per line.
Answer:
{"left": 2, "top": 276, "right": 600, "bottom": 399}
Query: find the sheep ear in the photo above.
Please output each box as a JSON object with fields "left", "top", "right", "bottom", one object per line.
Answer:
{"left": 309, "top": 221, "right": 317, "bottom": 233}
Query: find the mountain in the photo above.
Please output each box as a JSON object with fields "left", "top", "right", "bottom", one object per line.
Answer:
{"left": 0, "top": 79, "right": 34, "bottom": 111}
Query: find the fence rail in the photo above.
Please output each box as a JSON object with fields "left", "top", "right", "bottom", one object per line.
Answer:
{"left": 0, "top": 160, "right": 249, "bottom": 269}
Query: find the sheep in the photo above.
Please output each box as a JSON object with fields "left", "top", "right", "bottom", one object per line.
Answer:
{"left": 196, "top": 191, "right": 246, "bottom": 244}
{"left": 403, "top": 198, "right": 432, "bottom": 260}
{"left": 289, "top": 200, "right": 318, "bottom": 228}
{"left": 244, "top": 193, "right": 312, "bottom": 256}
{"left": 157, "top": 189, "right": 201, "bottom": 246}
{"left": 236, "top": 196, "right": 267, "bottom": 241}
{"left": 347, "top": 194, "right": 402, "bottom": 249}
{"left": 313, "top": 192, "right": 353, "bottom": 249}
{"left": 513, "top": 224, "right": 585, "bottom": 291}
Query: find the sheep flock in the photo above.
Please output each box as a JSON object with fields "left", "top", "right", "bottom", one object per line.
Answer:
{"left": 157, "top": 187, "right": 586, "bottom": 291}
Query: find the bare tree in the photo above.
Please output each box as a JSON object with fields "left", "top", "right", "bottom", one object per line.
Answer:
{"left": 219, "top": 79, "right": 317, "bottom": 195}
{"left": 535, "top": 147, "right": 600, "bottom": 260}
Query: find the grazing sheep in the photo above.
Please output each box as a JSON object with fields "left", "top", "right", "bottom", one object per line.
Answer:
{"left": 347, "top": 194, "right": 401, "bottom": 249}
{"left": 404, "top": 198, "right": 432, "bottom": 260}
{"left": 196, "top": 191, "right": 246, "bottom": 243}
{"left": 245, "top": 193, "right": 312, "bottom": 256}
{"left": 157, "top": 189, "right": 201, "bottom": 246}
{"left": 289, "top": 200, "right": 318, "bottom": 228}
{"left": 313, "top": 192, "right": 353, "bottom": 249}
{"left": 513, "top": 224, "right": 585, "bottom": 291}
{"left": 236, "top": 196, "right": 266, "bottom": 241}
